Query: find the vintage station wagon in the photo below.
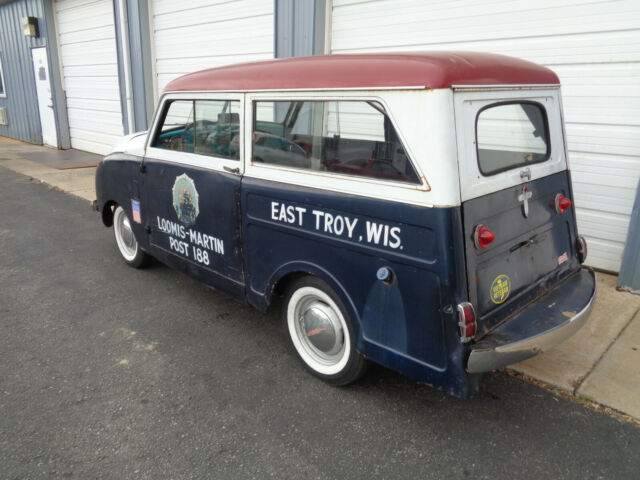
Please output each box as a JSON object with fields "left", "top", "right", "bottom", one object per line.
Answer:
{"left": 95, "top": 52, "right": 596, "bottom": 397}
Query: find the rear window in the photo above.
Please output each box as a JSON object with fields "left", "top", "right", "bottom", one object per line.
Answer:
{"left": 476, "top": 102, "right": 549, "bottom": 176}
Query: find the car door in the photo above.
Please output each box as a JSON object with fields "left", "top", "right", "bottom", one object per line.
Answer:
{"left": 142, "top": 93, "right": 245, "bottom": 296}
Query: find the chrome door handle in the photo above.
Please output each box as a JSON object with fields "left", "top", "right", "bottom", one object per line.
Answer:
{"left": 223, "top": 166, "right": 240, "bottom": 174}
{"left": 520, "top": 167, "right": 531, "bottom": 181}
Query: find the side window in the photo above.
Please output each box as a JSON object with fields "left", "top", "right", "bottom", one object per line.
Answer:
{"left": 252, "top": 100, "right": 421, "bottom": 184}
{"left": 153, "top": 100, "right": 194, "bottom": 152}
{"left": 152, "top": 99, "right": 240, "bottom": 160}
{"left": 194, "top": 100, "right": 240, "bottom": 160}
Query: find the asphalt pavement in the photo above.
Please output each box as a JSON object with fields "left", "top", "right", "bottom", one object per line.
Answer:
{"left": 1, "top": 165, "right": 639, "bottom": 479}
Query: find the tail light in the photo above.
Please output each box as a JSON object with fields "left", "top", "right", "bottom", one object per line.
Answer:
{"left": 473, "top": 224, "right": 495, "bottom": 249}
{"left": 577, "top": 236, "right": 588, "bottom": 263}
{"left": 457, "top": 302, "right": 476, "bottom": 343}
{"left": 555, "top": 193, "right": 572, "bottom": 214}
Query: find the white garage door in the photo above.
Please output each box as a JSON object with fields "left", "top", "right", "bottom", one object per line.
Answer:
{"left": 55, "top": 0, "right": 124, "bottom": 155}
{"left": 150, "top": 0, "right": 274, "bottom": 95}
{"left": 331, "top": 0, "right": 640, "bottom": 272}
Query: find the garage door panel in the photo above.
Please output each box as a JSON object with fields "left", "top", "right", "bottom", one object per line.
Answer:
{"left": 59, "top": 39, "right": 119, "bottom": 65}
{"left": 156, "top": 53, "right": 272, "bottom": 77}
{"left": 580, "top": 238, "right": 625, "bottom": 272}
{"left": 566, "top": 126, "right": 640, "bottom": 157}
{"left": 56, "top": 0, "right": 123, "bottom": 155}
{"left": 62, "top": 64, "right": 119, "bottom": 79}
{"left": 56, "top": 3, "right": 115, "bottom": 32}
{"left": 331, "top": 0, "right": 640, "bottom": 272}
{"left": 152, "top": 0, "right": 235, "bottom": 16}
{"left": 332, "top": 0, "right": 640, "bottom": 51}
{"left": 151, "top": 0, "right": 274, "bottom": 95}
{"left": 59, "top": 25, "right": 116, "bottom": 46}
{"left": 66, "top": 98, "right": 122, "bottom": 114}
{"left": 67, "top": 111, "right": 124, "bottom": 134}
{"left": 153, "top": 0, "right": 272, "bottom": 31}
{"left": 68, "top": 136, "right": 118, "bottom": 157}
{"left": 154, "top": 18, "right": 273, "bottom": 50}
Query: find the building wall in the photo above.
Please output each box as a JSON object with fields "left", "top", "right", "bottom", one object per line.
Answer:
{"left": 330, "top": 0, "right": 640, "bottom": 273}
{"left": 0, "top": 0, "right": 47, "bottom": 144}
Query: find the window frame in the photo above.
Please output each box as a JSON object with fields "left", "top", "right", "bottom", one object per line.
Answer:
{"left": 474, "top": 100, "right": 551, "bottom": 177}
{"left": 145, "top": 92, "right": 244, "bottom": 172}
{"left": 248, "top": 95, "right": 425, "bottom": 188}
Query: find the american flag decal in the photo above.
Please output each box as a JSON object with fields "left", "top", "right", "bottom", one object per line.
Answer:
{"left": 131, "top": 199, "right": 142, "bottom": 224}
{"left": 557, "top": 252, "right": 568, "bottom": 265}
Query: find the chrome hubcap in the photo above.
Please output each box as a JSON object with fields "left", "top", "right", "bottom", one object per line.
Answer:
{"left": 296, "top": 297, "right": 345, "bottom": 364}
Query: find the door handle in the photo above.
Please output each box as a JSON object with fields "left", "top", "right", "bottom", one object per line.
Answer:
{"left": 223, "top": 166, "right": 240, "bottom": 174}
{"left": 520, "top": 167, "right": 531, "bottom": 181}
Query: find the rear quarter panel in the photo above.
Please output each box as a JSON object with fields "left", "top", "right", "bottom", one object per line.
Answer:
{"left": 242, "top": 177, "right": 477, "bottom": 396}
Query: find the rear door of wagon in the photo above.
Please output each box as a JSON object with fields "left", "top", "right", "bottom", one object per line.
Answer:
{"left": 453, "top": 88, "right": 581, "bottom": 337}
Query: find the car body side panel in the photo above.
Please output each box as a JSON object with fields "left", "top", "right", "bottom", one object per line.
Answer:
{"left": 241, "top": 176, "right": 479, "bottom": 397}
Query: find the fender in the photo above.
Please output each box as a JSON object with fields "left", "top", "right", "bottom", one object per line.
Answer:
{"left": 253, "top": 260, "right": 362, "bottom": 327}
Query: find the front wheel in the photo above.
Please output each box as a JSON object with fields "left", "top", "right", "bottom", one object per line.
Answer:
{"left": 113, "top": 205, "right": 150, "bottom": 268}
{"left": 283, "top": 276, "right": 369, "bottom": 385}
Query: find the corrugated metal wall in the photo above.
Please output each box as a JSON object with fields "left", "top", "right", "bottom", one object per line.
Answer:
{"left": 0, "top": 0, "right": 47, "bottom": 144}
{"left": 330, "top": 0, "right": 640, "bottom": 273}
{"left": 150, "top": 0, "right": 275, "bottom": 95}
{"left": 276, "top": 0, "right": 315, "bottom": 58}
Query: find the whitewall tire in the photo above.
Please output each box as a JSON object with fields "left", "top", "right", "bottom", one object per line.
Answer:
{"left": 113, "top": 205, "right": 149, "bottom": 268}
{"left": 283, "top": 276, "right": 368, "bottom": 385}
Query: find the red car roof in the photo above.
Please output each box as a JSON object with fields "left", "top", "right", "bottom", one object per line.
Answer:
{"left": 164, "top": 52, "right": 559, "bottom": 93}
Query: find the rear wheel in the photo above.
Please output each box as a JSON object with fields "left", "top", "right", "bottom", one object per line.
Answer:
{"left": 113, "top": 205, "right": 149, "bottom": 268}
{"left": 283, "top": 276, "right": 368, "bottom": 385}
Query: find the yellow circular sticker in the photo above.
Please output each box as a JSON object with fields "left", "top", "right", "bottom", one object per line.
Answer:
{"left": 490, "top": 274, "right": 511, "bottom": 304}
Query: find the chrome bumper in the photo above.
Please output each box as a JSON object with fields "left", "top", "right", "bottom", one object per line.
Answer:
{"left": 467, "top": 268, "right": 596, "bottom": 374}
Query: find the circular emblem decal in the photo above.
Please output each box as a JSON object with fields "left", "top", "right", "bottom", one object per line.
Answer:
{"left": 172, "top": 173, "right": 199, "bottom": 225}
{"left": 490, "top": 274, "right": 511, "bottom": 304}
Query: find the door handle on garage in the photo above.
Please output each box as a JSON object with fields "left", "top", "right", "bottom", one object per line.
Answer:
{"left": 224, "top": 166, "right": 240, "bottom": 174}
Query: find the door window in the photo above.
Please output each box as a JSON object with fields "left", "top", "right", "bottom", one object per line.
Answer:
{"left": 476, "top": 102, "right": 549, "bottom": 176}
{"left": 252, "top": 100, "right": 420, "bottom": 184}
{"left": 152, "top": 99, "right": 240, "bottom": 160}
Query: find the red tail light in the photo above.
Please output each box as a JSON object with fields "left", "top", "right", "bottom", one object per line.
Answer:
{"left": 474, "top": 224, "right": 495, "bottom": 249}
{"left": 457, "top": 302, "right": 476, "bottom": 343}
{"left": 577, "top": 235, "right": 588, "bottom": 263}
{"left": 555, "top": 194, "right": 572, "bottom": 214}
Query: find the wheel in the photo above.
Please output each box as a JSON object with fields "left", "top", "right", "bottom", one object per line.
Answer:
{"left": 283, "top": 276, "right": 369, "bottom": 385}
{"left": 113, "top": 205, "right": 150, "bottom": 268}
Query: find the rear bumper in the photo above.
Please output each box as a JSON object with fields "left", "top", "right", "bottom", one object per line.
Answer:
{"left": 467, "top": 268, "right": 596, "bottom": 374}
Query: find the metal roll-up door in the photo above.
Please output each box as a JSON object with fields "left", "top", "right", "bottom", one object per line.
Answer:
{"left": 150, "top": 0, "right": 275, "bottom": 95}
{"left": 55, "top": 0, "right": 124, "bottom": 155}
{"left": 331, "top": 0, "right": 640, "bottom": 272}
